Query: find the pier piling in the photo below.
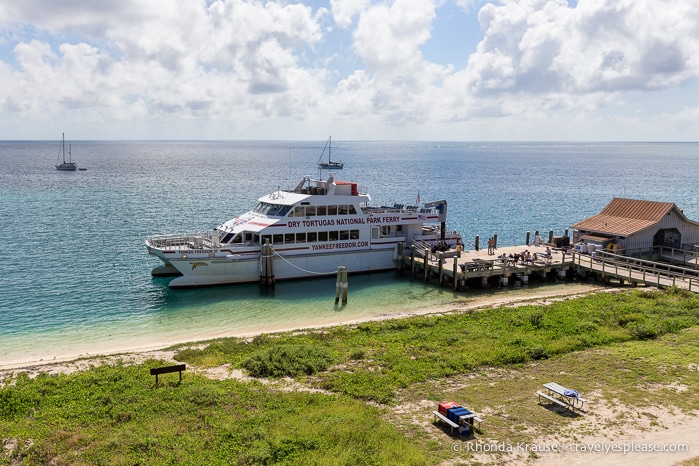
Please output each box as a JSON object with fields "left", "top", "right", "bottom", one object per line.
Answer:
{"left": 260, "top": 242, "right": 275, "bottom": 286}
{"left": 335, "top": 266, "right": 348, "bottom": 304}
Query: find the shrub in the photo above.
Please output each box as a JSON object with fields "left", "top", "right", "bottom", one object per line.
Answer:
{"left": 529, "top": 310, "right": 545, "bottom": 328}
{"left": 242, "top": 344, "right": 333, "bottom": 378}
{"left": 628, "top": 322, "right": 659, "bottom": 340}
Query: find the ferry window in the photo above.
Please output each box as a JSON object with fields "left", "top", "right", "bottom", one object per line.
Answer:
{"left": 273, "top": 234, "right": 284, "bottom": 244}
{"left": 372, "top": 227, "right": 380, "bottom": 239}
{"left": 306, "top": 206, "right": 316, "bottom": 216}
{"left": 232, "top": 234, "right": 242, "bottom": 243}
{"left": 329, "top": 231, "right": 338, "bottom": 241}
{"left": 327, "top": 205, "right": 337, "bottom": 215}
{"left": 296, "top": 233, "right": 306, "bottom": 243}
{"left": 340, "top": 230, "right": 349, "bottom": 240}
{"left": 269, "top": 205, "right": 291, "bottom": 217}
{"left": 245, "top": 232, "right": 254, "bottom": 242}
{"left": 338, "top": 205, "right": 348, "bottom": 215}
{"left": 262, "top": 235, "right": 272, "bottom": 245}
{"left": 350, "top": 230, "right": 359, "bottom": 240}
{"left": 307, "top": 232, "right": 317, "bottom": 242}
{"left": 252, "top": 233, "right": 259, "bottom": 244}
{"left": 382, "top": 226, "right": 390, "bottom": 236}
{"left": 317, "top": 205, "right": 326, "bottom": 216}
{"left": 220, "top": 232, "right": 234, "bottom": 243}
{"left": 319, "top": 231, "right": 328, "bottom": 241}
{"left": 293, "top": 206, "right": 305, "bottom": 217}
{"left": 285, "top": 233, "right": 295, "bottom": 243}
{"left": 349, "top": 205, "right": 357, "bottom": 215}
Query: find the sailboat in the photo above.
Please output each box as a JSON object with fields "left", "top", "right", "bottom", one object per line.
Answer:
{"left": 55, "top": 133, "right": 78, "bottom": 171}
{"left": 317, "top": 136, "right": 344, "bottom": 170}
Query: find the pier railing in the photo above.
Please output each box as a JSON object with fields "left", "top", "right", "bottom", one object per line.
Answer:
{"left": 573, "top": 250, "right": 698, "bottom": 292}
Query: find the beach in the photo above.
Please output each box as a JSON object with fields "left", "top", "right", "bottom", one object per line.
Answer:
{"left": 0, "top": 282, "right": 604, "bottom": 372}
{"left": 2, "top": 283, "right": 698, "bottom": 466}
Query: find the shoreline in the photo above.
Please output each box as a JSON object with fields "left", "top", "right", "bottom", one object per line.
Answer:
{"left": 0, "top": 283, "right": 611, "bottom": 374}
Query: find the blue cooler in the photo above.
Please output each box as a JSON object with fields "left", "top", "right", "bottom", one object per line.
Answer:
{"left": 447, "top": 407, "right": 468, "bottom": 424}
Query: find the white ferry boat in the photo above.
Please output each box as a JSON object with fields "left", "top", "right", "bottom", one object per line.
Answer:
{"left": 146, "top": 174, "right": 460, "bottom": 288}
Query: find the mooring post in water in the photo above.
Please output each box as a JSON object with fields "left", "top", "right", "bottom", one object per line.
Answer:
{"left": 475, "top": 235, "right": 479, "bottom": 251}
{"left": 335, "top": 266, "right": 348, "bottom": 304}
{"left": 438, "top": 252, "right": 444, "bottom": 285}
{"left": 526, "top": 231, "right": 530, "bottom": 246}
{"left": 453, "top": 256, "right": 458, "bottom": 290}
{"left": 549, "top": 229, "right": 554, "bottom": 244}
{"left": 260, "top": 241, "right": 275, "bottom": 286}
{"left": 423, "top": 248, "right": 429, "bottom": 281}
{"left": 411, "top": 245, "right": 416, "bottom": 276}
{"left": 493, "top": 234, "right": 498, "bottom": 251}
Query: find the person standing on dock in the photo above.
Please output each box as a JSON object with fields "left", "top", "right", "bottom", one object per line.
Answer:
{"left": 487, "top": 237, "right": 494, "bottom": 255}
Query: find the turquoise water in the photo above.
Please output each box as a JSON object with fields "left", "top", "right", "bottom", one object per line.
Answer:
{"left": 1, "top": 141, "right": 698, "bottom": 365}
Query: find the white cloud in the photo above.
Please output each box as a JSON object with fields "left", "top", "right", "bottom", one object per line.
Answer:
{"left": 330, "top": 0, "right": 370, "bottom": 28}
{"left": 467, "top": 0, "right": 699, "bottom": 95}
{"left": 0, "top": 0, "right": 698, "bottom": 140}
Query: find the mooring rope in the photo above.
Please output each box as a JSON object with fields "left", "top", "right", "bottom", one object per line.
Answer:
{"left": 268, "top": 246, "right": 336, "bottom": 275}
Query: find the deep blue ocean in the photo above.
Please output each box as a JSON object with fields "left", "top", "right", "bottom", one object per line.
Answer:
{"left": 1, "top": 141, "right": 698, "bottom": 365}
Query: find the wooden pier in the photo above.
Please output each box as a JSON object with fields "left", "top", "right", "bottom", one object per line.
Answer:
{"left": 400, "top": 243, "right": 574, "bottom": 290}
{"left": 572, "top": 248, "right": 699, "bottom": 292}
{"left": 401, "top": 243, "right": 699, "bottom": 293}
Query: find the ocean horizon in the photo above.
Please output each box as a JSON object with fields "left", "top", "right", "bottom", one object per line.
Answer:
{"left": 2, "top": 140, "right": 698, "bottom": 365}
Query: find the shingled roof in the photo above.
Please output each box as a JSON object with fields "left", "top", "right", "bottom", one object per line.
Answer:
{"left": 571, "top": 198, "right": 692, "bottom": 236}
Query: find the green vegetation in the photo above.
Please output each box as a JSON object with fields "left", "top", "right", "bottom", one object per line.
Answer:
{"left": 179, "top": 288, "right": 699, "bottom": 403}
{"left": 1, "top": 365, "right": 425, "bottom": 465}
{"left": 2, "top": 288, "right": 698, "bottom": 465}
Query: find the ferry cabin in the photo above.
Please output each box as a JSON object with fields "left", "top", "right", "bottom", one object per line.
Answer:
{"left": 147, "top": 175, "right": 457, "bottom": 288}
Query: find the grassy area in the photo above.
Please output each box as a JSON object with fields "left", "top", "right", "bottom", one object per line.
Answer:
{"left": 1, "top": 365, "right": 426, "bottom": 465}
{"left": 177, "top": 287, "right": 699, "bottom": 403}
{"left": 1, "top": 288, "right": 698, "bottom": 465}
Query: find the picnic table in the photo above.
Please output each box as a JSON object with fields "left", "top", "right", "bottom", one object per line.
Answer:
{"left": 432, "top": 403, "right": 485, "bottom": 435}
{"left": 536, "top": 382, "right": 586, "bottom": 412}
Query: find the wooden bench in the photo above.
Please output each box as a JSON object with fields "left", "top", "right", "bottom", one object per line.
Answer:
{"left": 150, "top": 364, "right": 186, "bottom": 385}
{"left": 432, "top": 411, "right": 459, "bottom": 433}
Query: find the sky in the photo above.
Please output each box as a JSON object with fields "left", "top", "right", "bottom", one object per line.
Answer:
{"left": 0, "top": 0, "right": 698, "bottom": 141}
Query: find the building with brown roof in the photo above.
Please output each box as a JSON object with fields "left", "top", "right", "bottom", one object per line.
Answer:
{"left": 570, "top": 198, "right": 699, "bottom": 251}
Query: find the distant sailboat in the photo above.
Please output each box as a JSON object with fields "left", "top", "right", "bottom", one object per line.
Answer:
{"left": 55, "top": 133, "right": 78, "bottom": 171}
{"left": 317, "top": 136, "right": 344, "bottom": 170}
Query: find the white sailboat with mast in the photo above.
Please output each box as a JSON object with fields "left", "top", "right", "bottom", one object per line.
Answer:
{"left": 317, "top": 136, "right": 344, "bottom": 170}
{"left": 55, "top": 133, "right": 77, "bottom": 171}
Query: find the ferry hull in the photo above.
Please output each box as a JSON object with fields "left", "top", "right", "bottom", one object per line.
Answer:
{"left": 151, "top": 263, "right": 182, "bottom": 277}
{"left": 163, "top": 248, "right": 398, "bottom": 289}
